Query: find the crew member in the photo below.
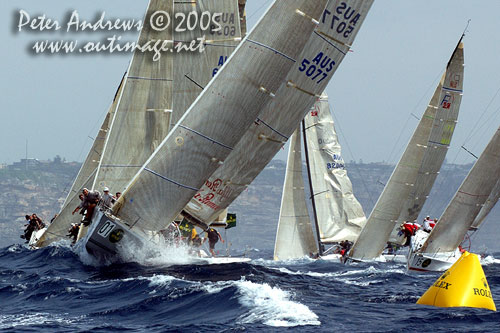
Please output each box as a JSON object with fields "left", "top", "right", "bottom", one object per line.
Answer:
{"left": 204, "top": 227, "right": 224, "bottom": 257}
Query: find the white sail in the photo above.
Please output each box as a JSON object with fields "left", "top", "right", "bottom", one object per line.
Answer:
{"left": 470, "top": 178, "right": 500, "bottom": 230}
{"left": 112, "top": 1, "right": 330, "bottom": 231}
{"left": 92, "top": 0, "right": 174, "bottom": 195}
{"left": 172, "top": 0, "right": 243, "bottom": 126}
{"left": 419, "top": 125, "right": 500, "bottom": 254}
{"left": 349, "top": 41, "right": 464, "bottom": 260}
{"left": 183, "top": 0, "right": 373, "bottom": 224}
{"left": 274, "top": 128, "right": 318, "bottom": 260}
{"left": 304, "top": 94, "right": 366, "bottom": 243}
{"left": 35, "top": 78, "right": 124, "bottom": 247}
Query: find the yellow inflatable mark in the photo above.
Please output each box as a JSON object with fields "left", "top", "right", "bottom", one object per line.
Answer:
{"left": 417, "top": 251, "right": 496, "bottom": 311}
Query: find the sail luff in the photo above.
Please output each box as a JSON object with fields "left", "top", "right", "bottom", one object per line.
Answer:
{"left": 113, "top": 0, "right": 330, "bottom": 231}
{"left": 274, "top": 128, "right": 318, "bottom": 260}
{"left": 182, "top": 0, "right": 373, "bottom": 225}
{"left": 349, "top": 41, "right": 464, "bottom": 260}
{"left": 302, "top": 119, "right": 323, "bottom": 256}
{"left": 304, "top": 94, "right": 366, "bottom": 244}
{"left": 420, "top": 125, "right": 500, "bottom": 254}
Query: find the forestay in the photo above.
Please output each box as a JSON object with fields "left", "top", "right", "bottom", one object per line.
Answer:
{"left": 183, "top": 0, "right": 373, "bottom": 224}
{"left": 113, "top": 1, "right": 329, "bottom": 231}
{"left": 350, "top": 41, "right": 464, "bottom": 260}
{"left": 274, "top": 128, "right": 318, "bottom": 260}
{"left": 420, "top": 125, "right": 500, "bottom": 254}
{"left": 304, "top": 94, "right": 366, "bottom": 243}
{"left": 388, "top": 42, "right": 464, "bottom": 244}
{"left": 92, "top": 0, "right": 174, "bottom": 195}
{"left": 35, "top": 78, "right": 123, "bottom": 247}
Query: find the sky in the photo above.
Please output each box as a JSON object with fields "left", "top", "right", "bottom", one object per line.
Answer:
{"left": 1, "top": 0, "right": 500, "bottom": 166}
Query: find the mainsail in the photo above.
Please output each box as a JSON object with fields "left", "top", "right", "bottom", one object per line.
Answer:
{"left": 303, "top": 94, "right": 366, "bottom": 244}
{"left": 274, "top": 128, "right": 318, "bottom": 260}
{"left": 92, "top": 0, "right": 174, "bottom": 195}
{"left": 419, "top": 125, "right": 500, "bottom": 254}
{"left": 112, "top": 1, "right": 330, "bottom": 231}
{"left": 349, "top": 40, "right": 464, "bottom": 260}
{"left": 172, "top": 0, "right": 243, "bottom": 126}
{"left": 35, "top": 77, "right": 124, "bottom": 247}
{"left": 183, "top": 0, "right": 373, "bottom": 225}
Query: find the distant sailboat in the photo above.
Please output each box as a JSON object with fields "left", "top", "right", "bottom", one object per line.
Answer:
{"left": 407, "top": 124, "right": 500, "bottom": 272}
{"left": 348, "top": 38, "right": 465, "bottom": 262}
{"left": 274, "top": 94, "right": 367, "bottom": 260}
{"left": 82, "top": 0, "right": 330, "bottom": 259}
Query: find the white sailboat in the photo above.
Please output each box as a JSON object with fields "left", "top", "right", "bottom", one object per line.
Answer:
{"left": 348, "top": 38, "right": 465, "bottom": 262}
{"left": 82, "top": 0, "right": 330, "bottom": 260}
{"left": 407, "top": 125, "right": 500, "bottom": 272}
{"left": 35, "top": 0, "right": 244, "bottom": 248}
{"left": 274, "top": 94, "right": 367, "bottom": 261}
{"left": 182, "top": 0, "right": 373, "bottom": 229}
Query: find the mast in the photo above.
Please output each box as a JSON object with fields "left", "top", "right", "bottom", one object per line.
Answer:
{"left": 302, "top": 119, "right": 323, "bottom": 256}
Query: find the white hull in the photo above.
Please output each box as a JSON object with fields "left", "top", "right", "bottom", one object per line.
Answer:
{"left": 407, "top": 250, "right": 461, "bottom": 272}
{"left": 406, "top": 229, "right": 461, "bottom": 272}
{"left": 28, "top": 227, "right": 47, "bottom": 248}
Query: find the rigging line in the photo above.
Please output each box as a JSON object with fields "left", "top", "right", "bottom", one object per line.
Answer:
{"left": 184, "top": 74, "right": 204, "bottom": 90}
{"left": 385, "top": 69, "right": 445, "bottom": 166}
{"left": 469, "top": 103, "right": 500, "bottom": 152}
{"left": 460, "top": 145, "right": 479, "bottom": 160}
{"left": 463, "top": 84, "right": 500, "bottom": 145}
{"left": 330, "top": 111, "right": 375, "bottom": 208}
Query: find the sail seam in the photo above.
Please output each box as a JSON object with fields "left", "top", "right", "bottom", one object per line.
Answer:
{"left": 245, "top": 39, "right": 296, "bottom": 62}
{"left": 178, "top": 125, "right": 233, "bottom": 150}
{"left": 427, "top": 140, "right": 450, "bottom": 147}
{"left": 442, "top": 86, "right": 463, "bottom": 93}
{"left": 255, "top": 118, "right": 288, "bottom": 140}
{"left": 100, "top": 164, "right": 142, "bottom": 168}
{"left": 184, "top": 74, "right": 204, "bottom": 90}
{"left": 144, "top": 168, "right": 199, "bottom": 191}
{"left": 127, "top": 76, "right": 173, "bottom": 82}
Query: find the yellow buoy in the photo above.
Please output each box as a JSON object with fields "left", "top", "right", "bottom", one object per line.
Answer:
{"left": 417, "top": 251, "right": 496, "bottom": 311}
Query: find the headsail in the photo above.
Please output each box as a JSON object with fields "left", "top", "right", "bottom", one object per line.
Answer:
{"left": 274, "top": 128, "right": 318, "bottom": 260}
{"left": 349, "top": 40, "right": 464, "bottom": 260}
{"left": 419, "top": 125, "right": 500, "bottom": 254}
{"left": 183, "top": 0, "right": 374, "bottom": 225}
{"left": 303, "top": 94, "right": 366, "bottom": 243}
{"left": 113, "top": 1, "right": 330, "bottom": 231}
{"left": 35, "top": 77, "right": 124, "bottom": 247}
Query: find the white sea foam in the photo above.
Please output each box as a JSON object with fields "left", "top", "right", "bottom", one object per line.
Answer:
{"left": 481, "top": 255, "right": 499, "bottom": 265}
{"left": 235, "top": 280, "right": 320, "bottom": 327}
{"left": 0, "top": 312, "right": 85, "bottom": 329}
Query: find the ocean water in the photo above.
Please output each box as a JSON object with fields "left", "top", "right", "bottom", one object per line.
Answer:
{"left": 0, "top": 243, "right": 499, "bottom": 332}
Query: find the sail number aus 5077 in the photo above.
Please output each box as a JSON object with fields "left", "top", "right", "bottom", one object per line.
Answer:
{"left": 298, "top": 52, "right": 335, "bottom": 84}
